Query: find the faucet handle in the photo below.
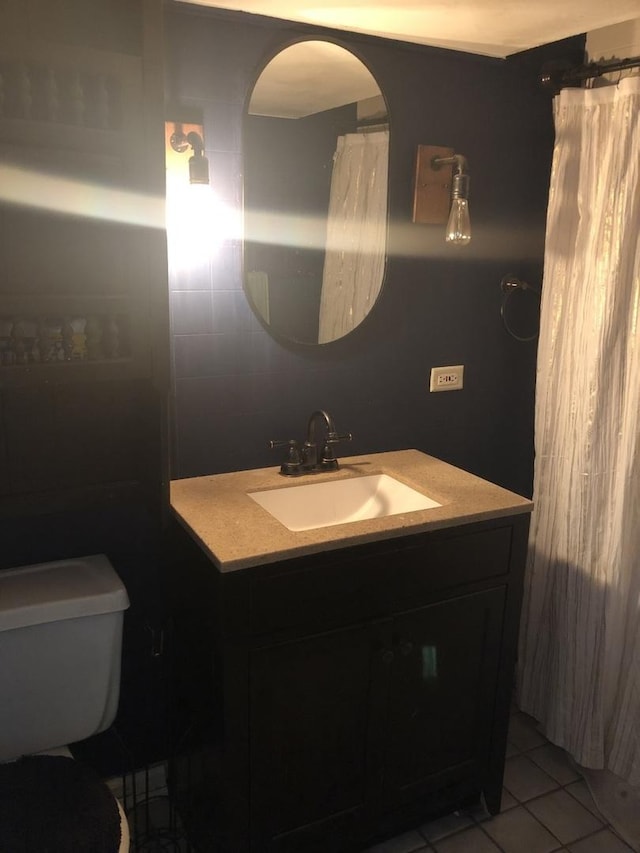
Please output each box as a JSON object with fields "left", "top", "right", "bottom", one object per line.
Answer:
{"left": 269, "top": 439, "right": 303, "bottom": 476}
{"left": 326, "top": 432, "right": 353, "bottom": 445}
{"left": 319, "top": 432, "right": 352, "bottom": 471}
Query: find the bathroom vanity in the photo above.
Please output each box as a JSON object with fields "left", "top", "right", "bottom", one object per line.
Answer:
{"left": 168, "top": 450, "right": 532, "bottom": 853}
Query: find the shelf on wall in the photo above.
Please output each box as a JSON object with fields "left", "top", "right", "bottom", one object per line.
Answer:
{"left": 0, "top": 295, "right": 154, "bottom": 386}
{"left": 0, "top": 5, "right": 169, "bottom": 518}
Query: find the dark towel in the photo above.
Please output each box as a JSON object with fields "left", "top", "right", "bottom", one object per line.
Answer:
{"left": 0, "top": 755, "right": 121, "bottom": 853}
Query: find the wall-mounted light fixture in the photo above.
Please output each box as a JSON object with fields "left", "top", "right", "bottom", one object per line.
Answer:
{"left": 165, "top": 120, "right": 238, "bottom": 267}
{"left": 412, "top": 145, "right": 471, "bottom": 245}
{"left": 168, "top": 122, "right": 209, "bottom": 185}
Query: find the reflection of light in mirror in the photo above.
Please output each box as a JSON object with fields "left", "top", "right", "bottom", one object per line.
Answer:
{"left": 248, "top": 40, "right": 381, "bottom": 118}
{"left": 0, "top": 163, "right": 164, "bottom": 227}
{"left": 246, "top": 207, "right": 384, "bottom": 254}
{"left": 247, "top": 208, "right": 326, "bottom": 251}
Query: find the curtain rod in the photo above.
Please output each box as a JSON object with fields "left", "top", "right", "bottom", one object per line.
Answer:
{"left": 540, "top": 55, "right": 640, "bottom": 93}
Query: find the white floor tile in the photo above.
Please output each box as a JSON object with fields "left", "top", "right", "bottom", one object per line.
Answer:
{"left": 421, "top": 811, "right": 473, "bottom": 842}
{"left": 501, "top": 788, "right": 519, "bottom": 811}
{"left": 504, "top": 754, "right": 560, "bottom": 802}
{"left": 508, "top": 712, "right": 548, "bottom": 752}
{"left": 566, "top": 779, "right": 607, "bottom": 820}
{"left": 483, "top": 805, "right": 561, "bottom": 853}
{"left": 506, "top": 740, "right": 521, "bottom": 757}
{"left": 528, "top": 744, "right": 581, "bottom": 786}
{"left": 465, "top": 799, "right": 492, "bottom": 823}
{"left": 568, "top": 828, "right": 635, "bottom": 853}
{"left": 432, "top": 826, "right": 501, "bottom": 852}
{"left": 526, "top": 788, "right": 604, "bottom": 845}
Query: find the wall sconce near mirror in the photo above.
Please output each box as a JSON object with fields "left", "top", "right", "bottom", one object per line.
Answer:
{"left": 412, "top": 144, "right": 471, "bottom": 245}
{"left": 165, "top": 119, "right": 234, "bottom": 270}
{"left": 168, "top": 121, "right": 209, "bottom": 185}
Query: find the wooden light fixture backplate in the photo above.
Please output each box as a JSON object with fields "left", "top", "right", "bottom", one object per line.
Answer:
{"left": 412, "top": 144, "right": 454, "bottom": 224}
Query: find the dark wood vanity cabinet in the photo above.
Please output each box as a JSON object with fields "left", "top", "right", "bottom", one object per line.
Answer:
{"left": 250, "top": 587, "right": 506, "bottom": 852}
{"left": 169, "top": 513, "right": 530, "bottom": 853}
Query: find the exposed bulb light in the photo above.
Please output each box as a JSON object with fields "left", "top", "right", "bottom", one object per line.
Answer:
{"left": 412, "top": 147, "right": 471, "bottom": 245}
{"left": 445, "top": 168, "right": 471, "bottom": 245}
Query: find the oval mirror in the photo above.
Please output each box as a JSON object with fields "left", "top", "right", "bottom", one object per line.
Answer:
{"left": 244, "top": 41, "right": 389, "bottom": 345}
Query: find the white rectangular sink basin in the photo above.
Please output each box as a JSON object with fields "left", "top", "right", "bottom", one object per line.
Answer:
{"left": 248, "top": 473, "right": 441, "bottom": 532}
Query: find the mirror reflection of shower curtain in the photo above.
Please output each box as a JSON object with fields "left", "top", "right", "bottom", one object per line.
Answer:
{"left": 318, "top": 130, "right": 389, "bottom": 344}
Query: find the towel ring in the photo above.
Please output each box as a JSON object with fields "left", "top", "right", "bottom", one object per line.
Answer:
{"left": 500, "top": 275, "right": 540, "bottom": 342}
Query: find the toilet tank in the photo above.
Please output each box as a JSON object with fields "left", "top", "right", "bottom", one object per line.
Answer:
{"left": 0, "top": 554, "right": 130, "bottom": 762}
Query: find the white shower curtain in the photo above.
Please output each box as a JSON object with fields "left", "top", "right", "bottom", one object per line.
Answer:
{"left": 318, "top": 129, "right": 388, "bottom": 343}
{"left": 518, "top": 76, "right": 640, "bottom": 787}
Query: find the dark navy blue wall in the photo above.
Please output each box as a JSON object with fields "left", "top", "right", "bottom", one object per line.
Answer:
{"left": 166, "top": 6, "right": 584, "bottom": 498}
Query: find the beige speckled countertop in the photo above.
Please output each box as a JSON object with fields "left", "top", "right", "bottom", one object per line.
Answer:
{"left": 170, "top": 449, "right": 532, "bottom": 572}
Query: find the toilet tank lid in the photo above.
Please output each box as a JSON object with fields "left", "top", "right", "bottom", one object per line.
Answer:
{"left": 0, "top": 554, "right": 130, "bottom": 632}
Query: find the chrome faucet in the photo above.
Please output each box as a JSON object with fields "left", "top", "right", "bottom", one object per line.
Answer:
{"left": 270, "top": 410, "right": 352, "bottom": 476}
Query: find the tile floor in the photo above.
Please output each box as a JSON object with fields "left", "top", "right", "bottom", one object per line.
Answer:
{"left": 129, "top": 708, "right": 635, "bottom": 853}
{"left": 364, "top": 709, "right": 635, "bottom": 853}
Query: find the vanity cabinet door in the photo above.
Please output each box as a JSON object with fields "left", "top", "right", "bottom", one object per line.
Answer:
{"left": 383, "top": 588, "right": 506, "bottom": 808}
{"left": 249, "top": 620, "right": 390, "bottom": 852}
